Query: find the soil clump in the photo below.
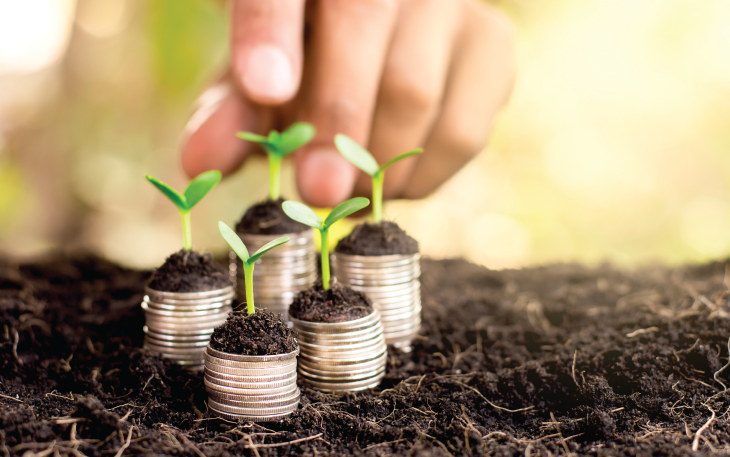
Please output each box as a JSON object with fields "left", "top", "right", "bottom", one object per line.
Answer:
{"left": 147, "top": 250, "right": 230, "bottom": 292}
{"left": 3, "top": 255, "right": 730, "bottom": 456}
{"left": 289, "top": 283, "right": 373, "bottom": 323}
{"left": 209, "top": 310, "right": 297, "bottom": 355}
{"left": 236, "top": 198, "right": 308, "bottom": 235}
{"left": 335, "top": 221, "right": 418, "bottom": 256}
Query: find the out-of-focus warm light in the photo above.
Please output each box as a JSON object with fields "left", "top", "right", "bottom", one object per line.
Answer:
{"left": 0, "top": 0, "right": 76, "bottom": 73}
{"left": 75, "top": 0, "right": 130, "bottom": 38}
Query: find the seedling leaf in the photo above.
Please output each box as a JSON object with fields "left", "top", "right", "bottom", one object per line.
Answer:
{"left": 282, "top": 201, "right": 323, "bottom": 229}
{"left": 323, "top": 197, "right": 370, "bottom": 229}
{"left": 334, "top": 134, "right": 378, "bottom": 176}
{"left": 218, "top": 221, "right": 249, "bottom": 261}
{"left": 278, "top": 123, "right": 316, "bottom": 156}
{"left": 378, "top": 149, "right": 423, "bottom": 175}
{"left": 236, "top": 132, "right": 268, "bottom": 143}
{"left": 247, "top": 237, "right": 290, "bottom": 265}
{"left": 146, "top": 175, "right": 187, "bottom": 210}
{"left": 183, "top": 170, "right": 222, "bottom": 209}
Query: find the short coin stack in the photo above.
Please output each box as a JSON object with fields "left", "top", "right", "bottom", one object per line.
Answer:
{"left": 333, "top": 253, "right": 421, "bottom": 350}
{"left": 204, "top": 346, "right": 300, "bottom": 421}
{"left": 142, "top": 286, "right": 234, "bottom": 369}
{"left": 232, "top": 231, "right": 317, "bottom": 321}
{"left": 290, "top": 310, "right": 387, "bottom": 392}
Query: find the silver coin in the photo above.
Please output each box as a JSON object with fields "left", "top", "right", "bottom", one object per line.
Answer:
{"left": 204, "top": 379, "right": 297, "bottom": 396}
{"left": 297, "top": 361, "right": 385, "bottom": 378}
{"left": 294, "top": 326, "right": 384, "bottom": 342}
{"left": 143, "top": 326, "right": 213, "bottom": 339}
{"left": 205, "top": 368, "right": 297, "bottom": 383}
{"left": 297, "top": 336, "right": 385, "bottom": 352}
{"left": 301, "top": 375, "right": 384, "bottom": 392}
{"left": 206, "top": 346, "right": 299, "bottom": 363}
{"left": 146, "top": 286, "right": 235, "bottom": 301}
{"left": 208, "top": 398, "right": 298, "bottom": 416}
{"left": 207, "top": 391, "right": 300, "bottom": 409}
{"left": 205, "top": 361, "right": 297, "bottom": 376}
{"left": 298, "top": 365, "right": 384, "bottom": 381}
{"left": 208, "top": 387, "right": 300, "bottom": 403}
{"left": 145, "top": 337, "right": 211, "bottom": 349}
{"left": 333, "top": 252, "right": 419, "bottom": 264}
{"left": 204, "top": 353, "right": 298, "bottom": 370}
{"left": 298, "top": 351, "right": 387, "bottom": 369}
{"left": 208, "top": 405, "right": 294, "bottom": 422}
{"left": 296, "top": 343, "right": 386, "bottom": 360}
{"left": 145, "top": 342, "right": 207, "bottom": 356}
{"left": 141, "top": 303, "right": 230, "bottom": 318}
{"left": 204, "top": 374, "right": 297, "bottom": 390}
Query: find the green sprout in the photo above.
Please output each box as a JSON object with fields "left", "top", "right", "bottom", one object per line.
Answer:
{"left": 237, "top": 123, "right": 316, "bottom": 200}
{"left": 219, "top": 221, "right": 289, "bottom": 315}
{"left": 282, "top": 198, "right": 370, "bottom": 290}
{"left": 334, "top": 134, "right": 423, "bottom": 223}
{"left": 145, "top": 170, "right": 222, "bottom": 251}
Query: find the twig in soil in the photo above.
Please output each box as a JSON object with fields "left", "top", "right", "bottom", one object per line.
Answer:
{"left": 692, "top": 407, "right": 716, "bottom": 452}
{"left": 46, "top": 391, "right": 74, "bottom": 401}
{"left": 246, "top": 435, "right": 261, "bottom": 457}
{"left": 243, "top": 433, "right": 323, "bottom": 449}
{"left": 113, "top": 427, "right": 135, "bottom": 457}
{"left": 571, "top": 350, "right": 580, "bottom": 388}
{"left": 625, "top": 327, "right": 659, "bottom": 338}
{"left": 364, "top": 439, "right": 407, "bottom": 450}
{"left": 712, "top": 336, "right": 730, "bottom": 392}
{"left": 11, "top": 329, "right": 22, "bottom": 365}
{"left": 451, "top": 380, "right": 534, "bottom": 413}
{"left": 0, "top": 393, "right": 22, "bottom": 403}
{"left": 550, "top": 412, "right": 573, "bottom": 456}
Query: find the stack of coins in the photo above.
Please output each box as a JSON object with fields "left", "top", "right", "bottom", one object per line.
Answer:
{"left": 204, "top": 346, "right": 300, "bottom": 421}
{"left": 290, "top": 310, "right": 387, "bottom": 392}
{"left": 142, "top": 286, "right": 234, "bottom": 369}
{"left": 333, "top": 253, "right": 421, "bottom": 350}
{"left": 231, "top": 231, "right": 317, "bottom": 322}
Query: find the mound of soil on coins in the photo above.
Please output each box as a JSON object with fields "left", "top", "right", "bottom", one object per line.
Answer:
{"left": 335, "top": 221, "right": 418, "bottom": 256}
{"left": 288, "top": 283, "right": 373, "bottom": 323}
{"left": 3, "top": 254, "right": 730, "bottom": 456}
{"left": 209, "top": 310, "right": 297, "bottom": 356}
{"left": 147, "top": 250, "right": 230, "bottom": 292}
{"left": 236, "top": 198, "right": 308, "bottom": 235}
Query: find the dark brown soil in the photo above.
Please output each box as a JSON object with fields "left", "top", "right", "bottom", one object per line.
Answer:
{"left": 3, "top": 254, "right": 730, "bottom": 456}
{"left": 288, "top": 283, "right": 373, "bottom": 323}
{"left": 209, "top": 310, "right": 298, "bottom": 356}
{"left": 147, "top": 250, "right": 230, "bottom": 292}
{"left": 236, "top": 199, "right": 308, "bottom": 235}
{"left": 335, "top": 221, "right": 419, "bottom": 256}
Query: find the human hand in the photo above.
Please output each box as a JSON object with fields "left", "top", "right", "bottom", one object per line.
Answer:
{"left": 181, "top": 0, "right": 515, "bottom": 207}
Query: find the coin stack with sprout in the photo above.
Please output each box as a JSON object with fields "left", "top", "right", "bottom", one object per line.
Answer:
{"left": 231, "top": 232, "right": 317, "bottom": 321}
{"left": 142, "top": 286, "right": 234, "bottom": 369}
{"left": 204, "top": 346, "right": 300, "bottom": 421}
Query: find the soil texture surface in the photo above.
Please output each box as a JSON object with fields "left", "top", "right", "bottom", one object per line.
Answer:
{"left": 147, "top": 250, "right": 230, "bottom": 292}
{"left": 2, "top": 255, "right": 730, "bottom": 456}
{"left": 236, "top": 199, "right": 308, "bottom": 235}
{"left": 335, "top": 221, "right": 419, "bottom": 256}
{"left": 209, "top": 310, "right": 298, "bottom": 356}
{"left": 289, "top": 283, "right": 373, "bottom": 323}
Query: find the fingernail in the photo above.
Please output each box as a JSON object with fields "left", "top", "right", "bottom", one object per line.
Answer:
{"left": 241, "top": 45, "right": 295, "bottom": 102}
{"left": 298, "top": 148, "right": 357, "bottom": 207}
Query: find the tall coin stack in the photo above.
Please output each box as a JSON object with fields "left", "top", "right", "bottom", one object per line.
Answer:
{"left": 204, "top": 346, "right": 300, "bottom": 421}
{"left": 231, "top": 231, "right": 317, "bottom": 321}
{"left": 290, "top": 310, "right": 387, "bottom": 392}
{"left": 333, "top": 253, "right": 421, "bottom": 350}
{"left": 142, "top": 286, "right": 234, "bottom": 369}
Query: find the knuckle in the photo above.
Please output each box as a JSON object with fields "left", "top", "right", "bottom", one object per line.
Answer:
{"left": 379, "top": 68, "right": 440, "bottom": 116}
{"left": 441, "top": 115, "right": 490, "bottom": 159}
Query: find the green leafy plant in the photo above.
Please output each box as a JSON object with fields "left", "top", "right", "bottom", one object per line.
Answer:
{"left": 237, "top": 122, "right": 316, "bottom": 200}
{"left": 145, "top": 170, "right": 222, "bottom": 250}
{"left": 219, "top": 222, "right": 289, "bottom": 315}
{"left": 282, "top": 198, "right": 370, "bottom": 290}
{"left": 334, "top": 134, "right": 423, "bottom": 223}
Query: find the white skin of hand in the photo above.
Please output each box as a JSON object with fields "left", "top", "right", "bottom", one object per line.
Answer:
{"left": 182, "top": 0, "right": 516, "bottom": 207}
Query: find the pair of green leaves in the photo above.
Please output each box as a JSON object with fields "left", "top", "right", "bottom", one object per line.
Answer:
{"left": 145, "top": 170, "right": 222, "bottom": 212}
{"left": 334, "top": 134, "right": 423, "bottom": 178}
{"left": 218, "top": 222, "right": 289, "bottom": 267}
{"left": 238, "top": 123, "right": 315, "bottom": 159}
{"left": 282, "top": 197, "right": 370, "bottom": 231}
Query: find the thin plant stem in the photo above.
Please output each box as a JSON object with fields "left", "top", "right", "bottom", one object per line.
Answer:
{"left": 181, "top": 211, "right": 192, "bottom": 250}
{"left": 244, "top": 263, "right": 255, "bottom": 315}
{"left": 320, "top": 229, "right": 330, "bottom": 290}
{"left": 372, "top": 174, "right": 384, "bottom": 223}
{"left": 269, "top": 155, "right": 282, "bottom": 200}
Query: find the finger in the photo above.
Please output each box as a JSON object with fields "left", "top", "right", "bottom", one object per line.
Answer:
{"left": 402, "top": 1, "right": 516, "bottom": 199}
{"left": 231, "top": 0, "right": 306, "bottom": 105}
{"left": 295, "top": 0, "right": 399, "bottom": 207}
{"left": 355, "top": 0, "right": 460, "bottom": 200}
{"left": 181, "top": 81, "right": 273, "bottom": 178}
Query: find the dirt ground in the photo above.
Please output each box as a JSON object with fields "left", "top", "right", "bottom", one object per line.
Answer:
{"left": 2, "top": 255, "right": 730, "bottom": 456}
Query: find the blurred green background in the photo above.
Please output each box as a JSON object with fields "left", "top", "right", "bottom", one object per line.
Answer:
{"left": 1, "top": 0, "right": 730, "bottom": 270}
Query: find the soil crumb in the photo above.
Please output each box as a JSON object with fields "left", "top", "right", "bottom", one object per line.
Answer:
{"left": 209, "top": 310, "right": 297, "bottom": 356}
{"left": 335, "top": 221, "right": 418, "bottom": 256}
{"left": 289, "top": 283, "right": 373, "bottom": 323}
{"left": 147, "top": 250, "right": 230, "bottom": 292}
{"left": 236, "top": 198, "right": 308, "bottom": 235}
